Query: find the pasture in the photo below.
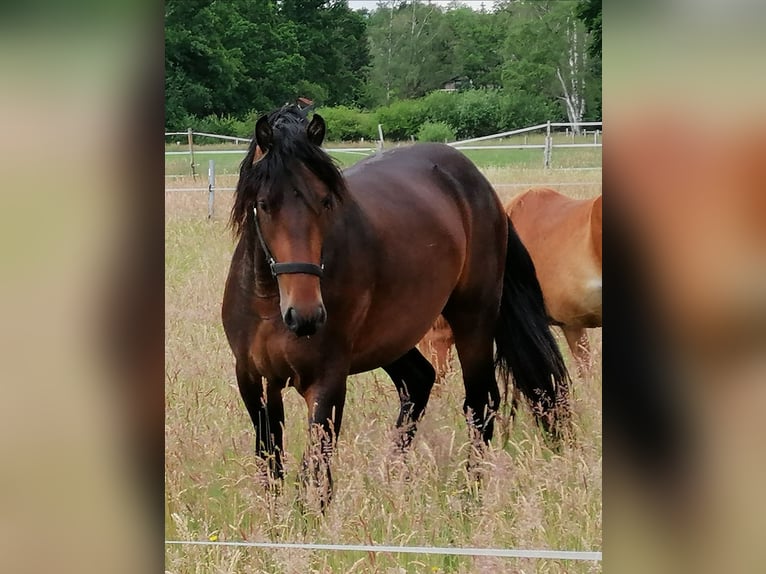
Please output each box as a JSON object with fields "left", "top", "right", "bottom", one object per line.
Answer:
{"left": 164, "top": 133, "right": 602, "bottom": 177}
{"left": 165, "top": 156, "right": 602, "bottom": 573}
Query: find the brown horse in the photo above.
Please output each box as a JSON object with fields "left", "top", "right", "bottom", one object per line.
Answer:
{"left": 221, "top": 105, "right": 569, "bottom": 507}
{"left": 420, "top": 188, "right": 602, "bottom": 378}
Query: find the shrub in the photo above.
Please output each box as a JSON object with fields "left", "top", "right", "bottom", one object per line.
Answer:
{"left": 180, "top": 114, "right": 255, "bottom": 143}
{"left": 374, "top": 99, "right": 427, "bottom": 141}
{"left": 315, "top": 106, "right": 377, "bottom": 142}
{"left": 454, "top": 89, "right": 504, "bottom": 139}
{"left": 421, "top": 91, "right": 461, "bottom": 132}
{"left": 417, "top": 121, "right": 456, "bottom": 143}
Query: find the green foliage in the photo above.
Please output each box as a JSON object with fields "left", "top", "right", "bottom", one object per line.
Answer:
{"left": 576, "top": 0, "right": 602, "bottom": 120}
{"left": 316, "top": 106, "right": 377, "bottom": 141}
{"left": 375, "top": 99, "right": 428, "bottom": 141}
{"left": 366, "top": 2, "right": 455, "bottom": 106}
{"left": 165, "top": 0, "right": 371, "bottom": 130}
{"left": 417, "top": 121, "right": 456, "bottom": 143}
{"left": 576, "top": 0, "right": 602, "bottom": 59}
{"left": 421, "top": 90, "right": 462, "bottom": 131}
{"left": 443, "top": 8, "right": 505, "bottom": 89}
{"left": 421, "top": 89, "right": 560, "bottom": 140}
{"left": 192, "top": 114, "right": 255, "bottom": 141}
{"left": 453, "top": 89, "right": 504, "bottom": 139}
{"left": 273, "top": 0, "right": 371, "bottom": 106}
{"left": 294, "top": 80, "right": 328, "bottom": 108}
{"left": 165, "top": 1, "right": 602, "bottom": 130}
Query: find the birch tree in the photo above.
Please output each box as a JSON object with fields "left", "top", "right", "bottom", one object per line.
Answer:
{"left": 556, "top": 15, "right": 587, "bottom": 133}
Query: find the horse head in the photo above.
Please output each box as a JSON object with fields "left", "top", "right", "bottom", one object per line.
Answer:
{"left": 232, "top": 106, "right": 345, "bottom": 337}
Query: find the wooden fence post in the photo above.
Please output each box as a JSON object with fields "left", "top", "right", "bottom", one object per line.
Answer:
{"left": 187, "top": 128, "right": 197, "bottom": 179}
{"left": 377, "top": 124, "right": 385, "bottom": 153}
{"left": 544, "top": 120, "right": 552, "bottom": 168}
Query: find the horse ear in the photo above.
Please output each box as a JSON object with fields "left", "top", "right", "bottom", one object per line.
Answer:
{"left": 307, "top": 114, "right": 325, "bottom": 146}
{"left": 254, "top": 115, "right": 272, "bottom": 152}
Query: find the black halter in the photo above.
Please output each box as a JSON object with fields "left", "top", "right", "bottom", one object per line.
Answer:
{"left": 253, "top": 206, "right": 325, "bottom": 278}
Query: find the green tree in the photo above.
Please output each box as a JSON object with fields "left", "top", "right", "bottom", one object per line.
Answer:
{"left": 498, "top": 0, "right": 598, "bottom": 126}
{"left": 367, "top": 2, "right": 453, "bottom": 105}
{"left": 443, "top": 7, "right": 504, "bottom": 89}
{"left": 576, "top": 0, "right": 601, "bottom": 59}
{"left": 576, "top": 0, "right": 602, "bottom": 119}
{"left": 165, "top": 0, "right": 304, "bottom": 128}
{"left": 165, "top": 0, "right": 243, "bottom": 123}
{"left": 279, "top": 0, "right": 371, "bottom": 106}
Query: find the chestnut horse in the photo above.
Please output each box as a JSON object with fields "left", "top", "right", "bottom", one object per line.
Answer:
{"left": 420, "top": 188, "right": 602, "bottom": 379}
{"left": 507, "top": 188, "right": 603, "bottom": 373}
{"left": 222, "top": 105, "right": 569, "bottom": 507}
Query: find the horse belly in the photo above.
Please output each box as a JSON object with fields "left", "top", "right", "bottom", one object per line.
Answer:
{"left": 348, "top": 261, "right": 460, "bottom": 373}
{"left": 532, "top": 233, "right": 602, "bottom": 329}
{"left": 349, "top": 290, "right": 454, "bottom": 374}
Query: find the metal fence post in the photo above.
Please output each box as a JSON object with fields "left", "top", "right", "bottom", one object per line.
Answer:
{"left": 207, "top": 160, "right": 215, "bottom": 219}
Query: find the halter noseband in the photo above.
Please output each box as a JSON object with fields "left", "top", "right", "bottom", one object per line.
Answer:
{"left": 253, "top": 206, "right": 325, "bottom": 278}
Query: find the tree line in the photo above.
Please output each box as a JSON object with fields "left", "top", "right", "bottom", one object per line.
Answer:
{"left": 166, "top": 0, "right": 601, "bottom": 139}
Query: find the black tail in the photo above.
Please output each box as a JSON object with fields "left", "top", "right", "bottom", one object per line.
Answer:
{"left": 494, "top": 217, "right": 571, "bottom": 439}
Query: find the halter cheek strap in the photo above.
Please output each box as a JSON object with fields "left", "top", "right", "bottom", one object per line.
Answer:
{"left": 253, "top": 207, "right": 325, "bottom": 278}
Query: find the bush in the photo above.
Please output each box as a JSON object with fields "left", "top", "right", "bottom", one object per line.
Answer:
{"left": 374, "top": 99, "right": 427, "bottom": 141}
{"left": 417, "top": 121, "right": 456, "bottom": 143}
{"left": 315, "top": 106, "right": 377, "bottom": 142}
{"left": 178, "top": 113, "right": 256, "bottom": 143}
{"left": 236, "top": 110, "right": 263, "bottom": 139}
{"left": 454, "top": 89, "right": 504, "bottom": 139}
{"left": 421, "top": 91, "right": 461, "bottom": 132}
{"left": 169, "top": 88, "right": 569, "bottom": 146}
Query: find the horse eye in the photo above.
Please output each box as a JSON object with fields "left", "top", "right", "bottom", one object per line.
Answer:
{"left": 256, "top": 199, "right": 269, "bottom": 213}
{"left": 321, "top": 196, "right": 333, "bottom": 210}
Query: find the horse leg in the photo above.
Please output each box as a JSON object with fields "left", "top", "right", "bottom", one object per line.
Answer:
{"left": 383, "top": 348, "right": 436, "bottom": 452}
{"left": 235, "top": 363, "right": 285, "bottom": 484}
{"left": 446, "top": 316, "right": 501, "bottom": 448}
{"left": 563, "top": 326, "right": 591, "bottom": 378}
{"left": 432, "top": 338, "right": 453, "bottom": 382}
{"left": 264, "top": 380, "right": 286, "bottom": 482}
{"left": 299, "top": 376, "right": 347, "bottom": 511}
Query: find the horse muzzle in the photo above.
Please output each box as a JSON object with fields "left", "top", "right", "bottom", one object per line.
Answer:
{"left": 283, "top": 303, "right": 327, "bottom": 337}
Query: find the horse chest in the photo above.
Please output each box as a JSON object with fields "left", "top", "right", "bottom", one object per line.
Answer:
{"left": 248, "top": 320, "right": 328, "bottom": 386}
{"left": 579, "top": 274, "right": 603, "bottom": 322}
{"left": 248, "top": 320, "right": 294, "bottom": 381}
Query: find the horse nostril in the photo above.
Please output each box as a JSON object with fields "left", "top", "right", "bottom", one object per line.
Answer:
{"left": 284, "top": 307, "right": 298, "bottom": 331}
{"left": 317, "top": 305, "right": 327, "bottom": 325}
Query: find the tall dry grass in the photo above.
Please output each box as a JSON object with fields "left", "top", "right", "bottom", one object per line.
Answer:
{"left": 165, "top": 168, "right": 602, "bottom": 573}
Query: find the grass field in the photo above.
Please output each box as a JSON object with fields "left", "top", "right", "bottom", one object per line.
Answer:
{"left": 165, "top": 162, "right": 602, "bottom": 573}
{"left": 165, "top": 134, "right": 602, "bottom": 177}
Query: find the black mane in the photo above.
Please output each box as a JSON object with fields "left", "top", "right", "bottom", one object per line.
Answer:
{"left": 230, "top": 104, "right": 346, "bottom": 237}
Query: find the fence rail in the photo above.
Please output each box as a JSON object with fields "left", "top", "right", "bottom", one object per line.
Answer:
{"left": 165, "top": 539, "right": 601, "bottom": 561}
{"left": 165, "top": 121, "right": 601, "bottom": 177}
